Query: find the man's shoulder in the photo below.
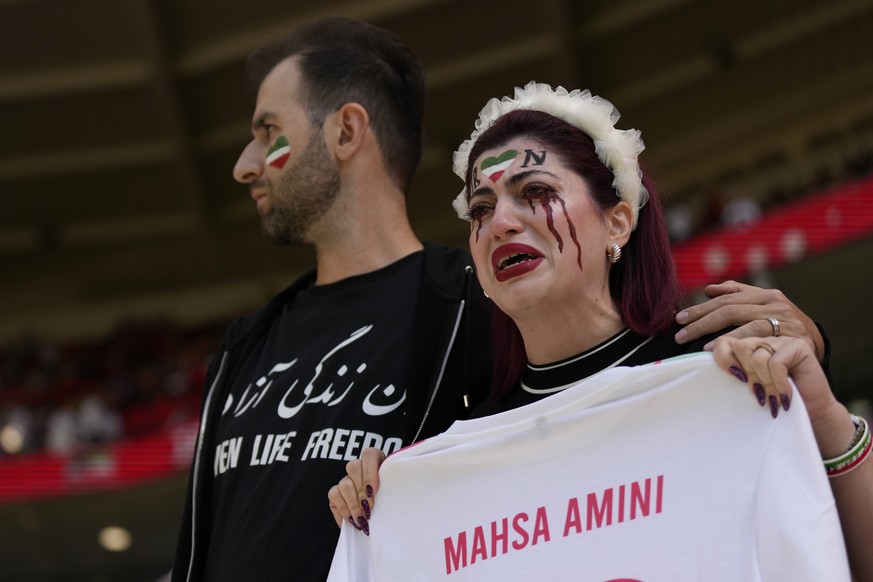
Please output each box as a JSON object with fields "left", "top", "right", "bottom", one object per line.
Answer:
{"left": 422, "top": 240, "right": 473, "bottom": 264}
{"left": 421, "top": 241, "right": 478, "bottom": 295}
{"left": 221, "top": 269, "right": 318, "bottom": 348}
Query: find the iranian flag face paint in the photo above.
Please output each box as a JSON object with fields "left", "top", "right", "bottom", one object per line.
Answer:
{"left": 480, "top": 149, "right": 518, "bottom": 182}
{"left": 266, "top": 135, "right": 291, "bottom": 169}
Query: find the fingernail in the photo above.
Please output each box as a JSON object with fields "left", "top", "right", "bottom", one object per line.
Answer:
{"left": 674, "top": 328, "right": 687, "bottom": 343}
{"left": 702, "top": 341, "right": 714, "bottom": 352}
{"left": 769, "top": 395, "right": 779, "bottom": 418}
{"left": 676, "top": 311, "right": 689, "bottom": 324}
{"left": 366, "top": 484, "right": 373, "bottom": 498}
{"left": 361, "top": 499, "right": 371, "bottom": 520}
{"left": 781, "top": 394, "right": 790, "bottom": 411}
{"left": 349, "top": 516, "right": 361, "bottom": 530}
{"left": 754, "top": 383, "right": 766, "bottom": 406}
{"left": 728, "top": 365, "right": 748, "bottom": 383}
{"left": 358, "top": 516, "right": 369, "bottom": 536}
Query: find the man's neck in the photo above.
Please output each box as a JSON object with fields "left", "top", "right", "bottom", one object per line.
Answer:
{"left": 312, "top": 225, "right": 423, "bottom": 285}
{"left": 309, "top": 167, "right": 424, "bottom": 285}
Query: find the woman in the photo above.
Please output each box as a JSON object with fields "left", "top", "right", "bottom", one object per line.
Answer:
{"left": 328, "top": 82, "right": 872, "bottom": 579}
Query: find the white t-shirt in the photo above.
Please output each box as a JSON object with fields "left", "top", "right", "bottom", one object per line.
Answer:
{"left": 328, "top": 353, "right": 849, "bottom": 582}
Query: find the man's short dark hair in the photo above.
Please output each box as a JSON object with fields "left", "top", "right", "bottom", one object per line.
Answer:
{"left": 246, "top": 17, "right": 425, "bottom": 193}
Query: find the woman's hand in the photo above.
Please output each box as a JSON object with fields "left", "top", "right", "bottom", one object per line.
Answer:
{"left": 676, "top": 281, "right": 825, "bottom": 361}
{"left": 711, "top": 335, "right": 854, "bottom": 457}
{"left": 713, "top": 335, "right": 873, "bottom": 582}
{"left": 327, "top": 447, "right": 386, "bottom": 535}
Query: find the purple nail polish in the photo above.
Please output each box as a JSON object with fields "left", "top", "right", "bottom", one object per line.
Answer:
{"left": 361, "top": 521, "right": 370, "bottom": 536}
{"left": 781, "top": 394, "right": 790, "bottom": 411}
{"left": 361, "top": 499, "right": 371, "bottom": 519}
{"left": 358, "top": 516, "right": 369, "bottom": 535}
{"left": 729, "top": 365, "right": 748, "bottom": 383}
{"left": 366, "top": 484, "right": 373, "bottom": 498}
{"left": 769, "top": 395, "right": 778, "bottom": 418}
{"left": 349, "top": 516, "right": 360, "bottom": 530}
{"left": 754, "top": 383, "right": 766, "bottom": 406}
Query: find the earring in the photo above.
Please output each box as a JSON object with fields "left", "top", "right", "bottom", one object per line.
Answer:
{"left": 483, "top": 290, "right": 490, "bottom": 299}
{"left": 607, "top": 242, "right": 622, "bottom": 264}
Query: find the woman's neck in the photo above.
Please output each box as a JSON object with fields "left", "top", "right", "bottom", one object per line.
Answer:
{"left": 516, "top": 302, "right": 625, "bottom": 365}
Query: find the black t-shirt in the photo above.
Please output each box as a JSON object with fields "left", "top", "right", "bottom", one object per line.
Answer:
{"left": 471, "top": 324, "right": 713, "bottom": 417}
{"left": 202, "top": 252, "right": 424, "bottom": 581}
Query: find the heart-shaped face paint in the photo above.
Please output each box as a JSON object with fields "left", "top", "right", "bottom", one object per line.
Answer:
{"left": 480, "top": 149, "right": 518, "bottom": 182}
{"left": 266, "top": 135, "right": 291, "bottom": 169}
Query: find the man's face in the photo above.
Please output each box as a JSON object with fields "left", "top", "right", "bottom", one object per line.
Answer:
{"left": 233, "top": 57, "right": 340, "bottom": 245}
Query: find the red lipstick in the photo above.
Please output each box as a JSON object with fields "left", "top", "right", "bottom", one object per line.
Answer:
{"left": 491, "top": 243, "right": 544, "bottom": 282}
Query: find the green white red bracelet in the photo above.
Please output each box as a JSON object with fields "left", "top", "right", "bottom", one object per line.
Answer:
{"left": 824, "top": 415, "right": 871, "bottom": 478}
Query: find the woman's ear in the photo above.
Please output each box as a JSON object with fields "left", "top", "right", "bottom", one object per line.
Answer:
{"left": 607, "top": 200, "right": 634, "bottom": 246}
{"left": 327, "top": 102, "right": 369, "bottom": 162}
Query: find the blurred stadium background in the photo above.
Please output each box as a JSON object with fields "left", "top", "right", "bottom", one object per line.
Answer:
{"left": 1, "top": 0, "right": 872, "bottom": 579}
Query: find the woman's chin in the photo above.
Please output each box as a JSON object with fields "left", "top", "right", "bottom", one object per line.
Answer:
{"left": 489, "top": 288, "right": 547, "bottom": 320}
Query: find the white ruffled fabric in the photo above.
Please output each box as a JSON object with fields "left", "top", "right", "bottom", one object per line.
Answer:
{"left": 451, "top": 81, "right": 649, "bottom": 228}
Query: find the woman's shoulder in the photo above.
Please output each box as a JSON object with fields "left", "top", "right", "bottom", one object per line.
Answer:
{"left": 625, "top": 323, "right": 734, "bottom": 365}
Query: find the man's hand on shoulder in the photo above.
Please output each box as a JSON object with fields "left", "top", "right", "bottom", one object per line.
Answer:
{"left": 673, "top": 280, "right": 825, "bottom": 361}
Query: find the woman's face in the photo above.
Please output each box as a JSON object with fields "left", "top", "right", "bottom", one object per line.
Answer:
{"left": 466, "top": 137, "right": 627, "bottom": 318}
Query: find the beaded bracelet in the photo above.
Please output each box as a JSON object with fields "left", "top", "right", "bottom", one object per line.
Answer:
{"left": 824, "top": 415, "right": 871, "bottom": 478}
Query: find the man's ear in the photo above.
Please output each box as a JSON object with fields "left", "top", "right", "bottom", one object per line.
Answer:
{"left": 327, "top": 103, "right": 369, "bottom": 162}
{"left": 608, "top": 200, "right": 634, "bottom": 247}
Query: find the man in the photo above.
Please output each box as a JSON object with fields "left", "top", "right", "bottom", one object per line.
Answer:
{"left": 171, "top": 16, "right": 826, "bottom": 582}
{"left": 170, "top": 18, "right": 491, "bottom": 582}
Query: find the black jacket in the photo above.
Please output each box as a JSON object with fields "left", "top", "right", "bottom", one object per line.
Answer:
{"left": 171, "top": 242, "right": 492, "bottom": 581}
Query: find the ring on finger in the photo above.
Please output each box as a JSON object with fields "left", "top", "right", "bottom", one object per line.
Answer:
{"left": 755, "top": 342, "right": 776, "bottom": 356}
{"left": 765, "top": 316, "right": 780, "bottom": 337}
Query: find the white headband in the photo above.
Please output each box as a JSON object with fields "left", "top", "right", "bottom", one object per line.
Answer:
{"left": 451, "top": 81, "right": 649, "bottom": 228}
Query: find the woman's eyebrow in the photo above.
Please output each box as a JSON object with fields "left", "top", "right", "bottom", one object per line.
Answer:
{"left": 469, "top": 185, "right": 494, "bottom": 199}
{"left": 469, "top": 169, "right": 562, "bottom": 199}
{"left": 506, "top": 169, "right": 560, "bottom": 188}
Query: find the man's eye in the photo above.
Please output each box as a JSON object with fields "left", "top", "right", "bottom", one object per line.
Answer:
{"left": 261, "top": 124, "right": 278, "bottom": 140}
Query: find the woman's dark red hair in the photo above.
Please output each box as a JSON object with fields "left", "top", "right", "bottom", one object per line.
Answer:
{"left": 463, "top": 110, "right": 684, "bottom": 400}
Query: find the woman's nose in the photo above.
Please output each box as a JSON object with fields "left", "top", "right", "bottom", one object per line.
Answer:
{"left": 489, "top": 199, "right": 525, "bottom": 239}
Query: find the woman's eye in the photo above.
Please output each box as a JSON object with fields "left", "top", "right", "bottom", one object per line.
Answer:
{"left": 522, "top": 183, "right": 552, "bottom": 199}
{"left": 467, "top": 203, "right": 492, "bottom": 221}
{"left": 522, "top": 185, "right": 562, "bottom": 208}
